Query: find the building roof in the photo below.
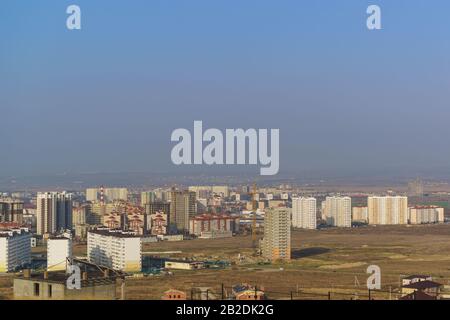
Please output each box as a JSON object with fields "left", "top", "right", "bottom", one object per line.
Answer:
{"left": 15, "top": 259, "right": 125, "bottom": 286}
{"left": 89, "top": 228, "right": 139, "bottom": 238}
{"left": 410, "top": 205, "right": 442, "bottom": 209}
{"left": 402, "top": 275, "right": 431, "bottom": 280}
{"left": 403, "top": 280, "right": 442, "bottom": 290}
{"left": 399, "top": 291, "right": 436, "bottom": 300}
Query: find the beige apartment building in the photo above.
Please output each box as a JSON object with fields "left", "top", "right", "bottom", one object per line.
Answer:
{"left": 169, "top": 190, "right": 196, "bottom": 233}
{"left": 408, "top": 206, "right": 444, "bottom": 224}
{"left": 262, "top": 207, "right": 291, "bottom": 262}
{"left": 367, "top": 196, "right": 408, "bottom": 225}
{"left": 352, "top": 206, "right": 368, "bottom": 223}
{"left": 323, "top": 197, "right": 351, "bottom": 227}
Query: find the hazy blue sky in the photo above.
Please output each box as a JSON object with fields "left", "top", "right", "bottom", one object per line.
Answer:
{"left": 1, "top": 0, "right": 450, "bottom": 178}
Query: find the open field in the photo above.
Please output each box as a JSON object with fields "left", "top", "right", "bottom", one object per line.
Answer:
{"left": 128, "top": 224, "right": 450, "bottom": 299}
{"left": 3, "top": 224, "right": 450, "bottom": 299}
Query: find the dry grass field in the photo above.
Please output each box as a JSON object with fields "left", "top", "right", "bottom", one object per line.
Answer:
{"left": 125, "top": 224, "right": 450, "bottom": 300}
{"left": 3, "top": 224, "right": 450, "bottom": 300}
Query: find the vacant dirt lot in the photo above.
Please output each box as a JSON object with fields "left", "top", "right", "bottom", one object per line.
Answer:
{"left": 126, "top": 224, "right": 450, "bottom": 299}
{"left": 3, "top": 224, "right": 450, "bottom": 300}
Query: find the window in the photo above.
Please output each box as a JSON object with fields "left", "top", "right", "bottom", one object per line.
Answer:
{"left": 48, "top": 285, "right": 52, "bottom": 298}
{"left": 33, "top": 283, "right": 40, "bottom": 296}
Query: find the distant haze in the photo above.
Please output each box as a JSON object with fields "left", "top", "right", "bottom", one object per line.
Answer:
{"left": 1, "top": 0, "right": 450, "bottom": 179}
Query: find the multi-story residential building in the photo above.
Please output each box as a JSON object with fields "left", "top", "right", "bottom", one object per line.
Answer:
{"left": 262, "top": 207, "right": 291, "bottom": 262}
{"left": 367, "top": 196, "right": 408, "bottom": 225}
{"left": 352, "top": 206, "right": 368, "bottom": 223}
{"left": 408, "top": 178, "right": 424, "bottom": 197}
{"left": 140, "top": 191, "right": 156, "bottom": 206}
{"left": 86, "top": 188, "right": 128, "bottom": 203}
{"left": 72, "top": 204, "right": 93, "bottom": 239}
{"left": 87, "top": 227, "right": 141, "bottom": 272}
{"left": 90, "top": 202, "right": 115, "bottom": 225}
{"left": 189, "top": 186, "right": 229, "bottom": 199}
{"left": 408, "top": 206, "right": 444, "bottom": 224}
{"left": 323, "top": 196, "right": 351, "bottom": 227}
{"left": 47, "top": 237, "right": 72, "bottom": 272}
{"left": 189, "top": 214, "right": 239, "bottom": 238}
{"left": 36, "top": 192, "right": 73, "bottom": 235}
{"left": 169, "top": 190, "right": 196, "bottom": 233}
{"left": 145, "top": 201, "right": 170, "bottom": 232}
{"left": 292, "top": 197, "right": 317, "bottom": 229}
{"left": 0, "top": 198, "right": 24, "bottom": 224}
{"left": 149, "top": 212, "right": 168, "bottom": 235}
{"left": 0, "top": 228, "right": 31, "bottom": 273}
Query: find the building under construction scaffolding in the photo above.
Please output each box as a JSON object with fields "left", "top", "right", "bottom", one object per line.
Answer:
{"left": 13, "top": 259, "right": 126, "bottom": 300}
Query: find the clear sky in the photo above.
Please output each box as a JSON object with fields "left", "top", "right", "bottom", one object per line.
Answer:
{"left": 1, "top": 0, "right": 450, "bottom": 179}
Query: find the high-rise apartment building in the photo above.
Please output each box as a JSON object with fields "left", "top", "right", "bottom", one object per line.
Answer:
{"left": 0, "top": 198, "right": 24, "bottom": 224}
{"left": 323, "top": 196, "right": 351, "bottom": 227}
{"left": 36, "top": 192, "right": 73, "bottom": 235}
{"left": 408, "top": 179, "right": 424, "bottom": 197}
{"left": 408, "top": 206, "right": 444, "bottom": 225}
{"left": 367, "top": 196, "right": 408, "bottom": 225}
{"left": 169, "top": 190, "right": 196, "bottom": 233}
{"left": 262, "top": 207, "right": 291, "bottom": 262}
{"left": 188, "top": 186, "right": 229, "bottom": 199}
{"left": 292, "top": 197, "right": 317, "bottom": 229}
{"left": 87, "top": 228, "right": 141, "bottom": 272}
{"left": 141, "top": 191, "right": 156, "bottom": 206}
{"left": 352, "top": 206, "right": 368, "bottom": 222}
{"left": 86, "top": 188, "right": 128, "bottom": 203}
{"left": 47, "top": 237, "right": 72, "bottom": 272}
{"left": 0, "top": 228, "right": 31, "bottom": 273}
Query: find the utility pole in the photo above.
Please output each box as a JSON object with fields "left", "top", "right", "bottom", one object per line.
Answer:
{"left": 251, "top": 183, "right": 257, "bottom": 249}
{"left": 221, "top": 283, "right": 224, "bottom": 300}
{"left": 121, "top": 278, "right": 125, "bottom": 300}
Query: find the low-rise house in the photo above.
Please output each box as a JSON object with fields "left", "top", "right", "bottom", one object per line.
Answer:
{"left": 162, "top": 289, "right": 187, "bottom": 300}
{"left": 399, "top": 291, "right": 436, "bottom": 300}
{"left": 401, "top": 280, "right": 442, "bottom": 298}
{"left": 402, "top": 275, "right": 433, "bottom": 287}
{"left": 232, "top": 284, "right": 266, "bottom": 300}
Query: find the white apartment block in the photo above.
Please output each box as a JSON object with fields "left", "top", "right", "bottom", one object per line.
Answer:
{"left": 367, "top": 196, "right": 408, "bottom": 225}
{"left": 262, "top": 207, "right": 291, "bottom": 261}
{"left": 408, "top": 206, "right": 444, "bottom": 225}
{"left": 0, "top": 228, "right": 31, "bottom": 273}
{"left": 292, "top": 197, "right": 317, "bottom": 230}
{"left": 323, "top": 197, "right": 351, "bottom": 227}
{"left": 88, "top": 228, "right": 141, "bottom": 272}
{"left": 47, "top": 237, "right": 72, "bottom": 272}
